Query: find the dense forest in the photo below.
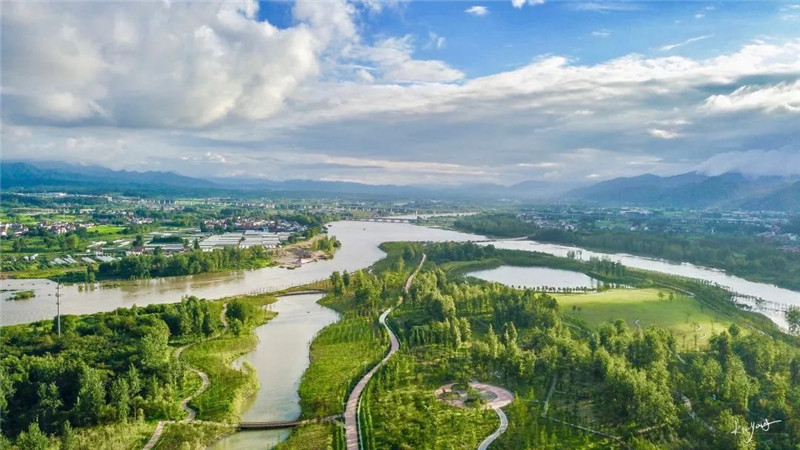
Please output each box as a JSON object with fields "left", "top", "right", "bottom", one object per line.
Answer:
{"left": 281, "top": 242, "right": 800, "bottom": 449}
{"left": 453, "top": 213, "right": 800, "bottom": 291}
{"left": 96, "top": 246, "right": 273, "bottom": 280}
{"left": 0, "top": 292, "right": 274, "bottom": 449}
{"left": 0, "top": 297, "right": 222, "bottom": 447}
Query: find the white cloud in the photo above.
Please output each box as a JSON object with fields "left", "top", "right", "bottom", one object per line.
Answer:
{"left": 568, "top": 2, "right": 641, "bottom": 12}
{"left": 695, "top": 13, "right": 705, "bottom": 19}
{"left": 659, "top": 34, "right": 713, "bottom": 51}
{"left": 426, "top": 32, "right": 446, "bottom": 50}
{"left": 648, "top": 128, "right": 681, "bottom": 139}
{"left": 352, "top": 35, "right": 463, "bottom": 83}
{"left": 702, "top": 81, "right": 800, "bottom": 113}
{"left": 695, "top": 150, "right": 800, "bottom": 177}
{"left": 591, "top": 29, "right": 612, "bottom": 38}
{"left": 1, "top": 1, "right": 341, "bottom": 128}
{"left": 3, "top": 1, "right": 800, "bottom": 185}
{"left": 512, "top": 0, "right": 545, "bottom": 8}
{"left": 465, "top": 6, "right": 489, "bottom": 17}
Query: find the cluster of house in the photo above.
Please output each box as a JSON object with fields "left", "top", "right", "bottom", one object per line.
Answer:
{"left": 0, "top": 223, "right": 28, "bottom": 237}
{"left": 198, "top": 230, "right": 292, "bottom": 251}
{"left": 1, "top": 221, "right": 94, "bottom": 237}
{"left": 201, "top": 218, "right": 307, "bottom": 234}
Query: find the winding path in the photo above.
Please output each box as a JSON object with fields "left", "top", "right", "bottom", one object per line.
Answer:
{"left": 344, "top": 254, "right": 426, "bottom": 450}
{"left": 434, "top": 382, "right": 514, "bottom": 449}
{"left": 467, "top": 377, "right": 515, "bottom": 448}
{"left": 142, "top": 305, "right": 229, "bottom": 450}
{"left": 478, "top": 408, "right": 508, "bottom": 450}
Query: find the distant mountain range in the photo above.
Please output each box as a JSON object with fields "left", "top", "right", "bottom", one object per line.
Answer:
{"left": 1, "top": 160, "right": 797, "bottom": 210}
{"left": 0, "top": 160, "right": 580, "bottom": 201}
{"left": 564, "top": 172, "right": 799, "bottom": 210}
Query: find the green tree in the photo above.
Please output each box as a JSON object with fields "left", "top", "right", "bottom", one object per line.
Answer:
{"left": 15, "top": 421, "right": 49, "bottom": 450}
{"left": 786, "top": 306, "right": 800, "bottom": 334}
{"left": 12, "top": 238, "right": 25, "bottom": 253}
{"left": 109, "top": 378, "right": 130, "bottom": 422}
{"left": 64, "top": 234, "right": 81, "bottom": 252}
{"left": 132, "top": 234, "right": 145, "bottom": 247}
{"left": 36, "top": 382, "right": 62, "bottom": 433}
{"left": 74, "top": 367, "right": 106, "bottom": 426}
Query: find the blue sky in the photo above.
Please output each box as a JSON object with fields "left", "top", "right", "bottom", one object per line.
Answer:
{"left": 2, "top": 1, "right": 799, "bottom": 185}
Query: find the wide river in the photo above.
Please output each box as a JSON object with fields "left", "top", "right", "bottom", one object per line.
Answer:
{"left": 1, "top": 221, "right": 798, "bottom": 327}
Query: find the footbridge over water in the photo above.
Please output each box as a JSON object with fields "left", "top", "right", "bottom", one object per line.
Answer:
{"left": 238, "top": 415, "right": 342, "bottom": 430}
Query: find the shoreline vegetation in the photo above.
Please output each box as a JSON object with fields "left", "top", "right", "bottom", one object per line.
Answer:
{"left": 278, "top": 241, "right": 800, "bottom": 449}
{"left": 2, "top": 231, "right": 340, "bottom": 286}
{"left": 0, "top": 290, "right": 279, "bottom": 450}
{"left": 4, "top": 241, "right": 800, "bottom": 449}
{"left": 451, "top": 213, "right": 800, "bottom": 292}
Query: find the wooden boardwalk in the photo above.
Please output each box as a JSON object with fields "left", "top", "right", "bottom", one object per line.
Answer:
{"left": 238, "top": 414, "right": 341, "bottom": 430}
{"left": 344, "top": 254, "right": 426, "bottom": 450}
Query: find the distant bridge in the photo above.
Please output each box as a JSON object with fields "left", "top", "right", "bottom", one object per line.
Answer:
{"left": 238, "top": 415, "right": 341, "bottom": 430}
{"left": 353, "top": 218, "right": 414, "bottom": 224}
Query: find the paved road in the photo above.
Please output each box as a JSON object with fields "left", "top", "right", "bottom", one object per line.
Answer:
{"left": 478, "top": 407, "right": 508, "bottom": 450}
{"left": 344, "top": 254, "right": 426, "bottom": 450}
{"left": 142, "top": 305, "right": 229, "bottom": 449}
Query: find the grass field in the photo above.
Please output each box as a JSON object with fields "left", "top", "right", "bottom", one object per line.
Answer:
{"left": 275, "top": 423, "right": 340, "bottom": 450}
{"left": 183, "top": 294, "right": 277, "bottom": 423}
{"left": 297, "top": 315, "right": 387, "bottom": 419}
{"left": 555, "top": 288, "right": 738, "bottom": 350}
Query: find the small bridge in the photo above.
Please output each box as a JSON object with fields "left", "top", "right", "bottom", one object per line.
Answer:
{"left": 353, "top": 218, "right": 414, "bottom": 224}
{"left": 238, "top": 415, "right": 341, "bottom": 430}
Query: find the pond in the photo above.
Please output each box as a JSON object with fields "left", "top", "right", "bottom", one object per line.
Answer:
{"left": 467, "top": 266, "right": 602, "bottom": 290}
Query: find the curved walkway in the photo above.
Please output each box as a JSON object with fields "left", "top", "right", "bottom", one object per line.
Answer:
{"left": 345, "top": 254, "right": 426, "bottom": 450}
{"left": 435, "top": 382, "right": 513, "bottom": 449}
{"left": 143, "top": 305, "right": 229, "bottom": 449}
{"left": 478, "top": 408, "right": 508, "bottom": 450}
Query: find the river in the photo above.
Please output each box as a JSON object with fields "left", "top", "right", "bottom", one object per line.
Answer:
{"left": 0, "top": 222, "right": 481, "bottom": 326}
{"left": 208, "top": 292, "right": 338, "bottom": 449}
{"left": 1, "top": 221, "right": 798, "bottom": 327}
{"left": 487, "top": 240, "right": 799, "bottom": 327}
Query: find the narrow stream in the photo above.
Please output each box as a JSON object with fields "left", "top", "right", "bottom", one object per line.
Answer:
{"left": 208, "top": 293, "right": 339, "bottom": 449}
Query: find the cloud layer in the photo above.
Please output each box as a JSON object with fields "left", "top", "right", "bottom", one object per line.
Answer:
{"left": 2, "top": 1, "right": 799, "bottom": 185}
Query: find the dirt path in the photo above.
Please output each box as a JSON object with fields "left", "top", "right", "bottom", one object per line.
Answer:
{"left": 142, "top": 305, "right": 229, "bottom": 449}
{"left": 344, "top": 254, "right": 426, "bottom": 450}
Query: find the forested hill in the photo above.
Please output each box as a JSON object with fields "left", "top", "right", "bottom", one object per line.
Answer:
{"left": 565, "top": 171, "right": 799, "bottom": 211}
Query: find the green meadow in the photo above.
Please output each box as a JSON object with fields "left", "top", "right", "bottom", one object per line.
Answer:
{"left": 556, "top": 288, "right": 738, "bottom": 350}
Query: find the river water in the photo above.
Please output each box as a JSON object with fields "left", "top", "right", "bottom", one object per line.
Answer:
{"left": 3, "top": 220, "right": 799, "bottom": 449}
{"left": 0, "top": 222, "right": 481, "bottom": 326}
{"left": 2, "top": 221, "right": 798, "bottom": 327}
{"left": 208, "top": 292, "right": 338, "bottom": 450}
{"left": 469, "top": 266, "right": 602, "bottom": 290}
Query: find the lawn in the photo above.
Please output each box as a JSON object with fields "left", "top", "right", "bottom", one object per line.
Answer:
{"left": 275, "top": 423, "right": 341, "bottom": 450}
{"left": 87, "top": 224, "right": 126, "bottom": 235}
{"left": 182, "top": 294, "right": 277, "bottom": 423}
{"left": 555, "top": 288, "right": 738, "bottom": 350}
{"left": 297, "top": 314, "right": 387, "bottom": 419}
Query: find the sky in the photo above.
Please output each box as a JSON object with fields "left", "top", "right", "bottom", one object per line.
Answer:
{"left": 2, "top": 0, "right": 799, "bottom": 186}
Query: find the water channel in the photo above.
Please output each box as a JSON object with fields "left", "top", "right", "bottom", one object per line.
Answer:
{"left": 3, "top": 220, "right": 799, "bottom": 448}
{"left": 208, "top": 292, "right": 338, "bottom": 449}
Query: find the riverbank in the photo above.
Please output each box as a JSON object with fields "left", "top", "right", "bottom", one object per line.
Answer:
{"left": 0, "top": 292, "right": 246, "bottom": 449}
{"left": 206, "top": 290, "right": 340, "bottom": 449}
